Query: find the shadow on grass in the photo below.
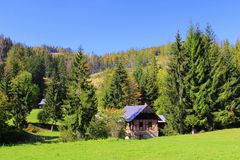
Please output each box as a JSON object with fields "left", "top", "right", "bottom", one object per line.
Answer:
{"left": 29, "top": 122, "right": 59, "bottom": 132}
{"left": 0, "top": 124, "right": 60, "bottom": 146}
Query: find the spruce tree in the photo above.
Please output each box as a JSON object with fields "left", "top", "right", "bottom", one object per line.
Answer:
{"left": 184, "top": 26, "right": 216, "bottom": 132}
{"left": 165, "top": 31, "right": 189, "bottom": 134}
{"left": 136, "top": 57, "right": 159, "bottom": 106}
{"left": 64, "top": 48, "right": 97, "bottom": 138}
{"left": 103, "top": 63, "right": 129, "bottom": 109}
{"left": 43, "top": 77, "right": 63, "bottom": 131}
{"left": 185, "top": 27, "right": 210, "bottom": 130}
{"left": 213, "top": 41, "right": 240, "bottom": 128}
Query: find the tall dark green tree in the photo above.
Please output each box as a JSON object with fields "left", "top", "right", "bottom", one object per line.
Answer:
{"left": 63, "top": 48, "right": 97, "bottom": 138}
{"left": 103, "top": 63, "right": 129, "bottom": 109}
{"left": 213, "top": 41, "right": 240, "bottom": 128}
{"left": 43, "top": 77, "right": 63, "bottom": 131}
{"left": 182, "top": 26, "right": 213, "bottom": 132}
{"left": 165, "top": 31, "right": 189, "bottom": 134}
{"left": 26, "top": 54, "right": 46, "bottom": 99}
{"left": 139, "top": 57, "right": 159, "bottom": 106}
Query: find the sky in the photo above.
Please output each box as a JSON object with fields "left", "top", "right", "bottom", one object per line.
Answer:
{"left": 0, "top": 0, "right": 239, "bottom": 55}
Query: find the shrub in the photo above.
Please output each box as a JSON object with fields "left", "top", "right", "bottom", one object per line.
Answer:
{"left": 59, "top": 115, "right": 80, "bottom": 142}
{"left": 86, "top": 117, "right": 108, "bottom": 139}
{"left": 161, "top": 124, "right": 178, "bottom": 136}
{"left": 101, "top": 109, "right": 125, "bottom": 138}
{"left": 59, "top": 126, "right": 75, "bottom": 142}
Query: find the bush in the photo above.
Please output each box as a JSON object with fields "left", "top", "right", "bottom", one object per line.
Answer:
{"left": 59, "top": 115, "right": 80, "bottom": 142}
{"left": 101, "top": 109, "right": 125, "bottom": 138}
{"left": 59, "top": 126, "right": 75, "bottom": 142}
{"left": 86, "top": 117, "right": 108, "bottom": 139}
{"left": 59, "top": 109, "right": 125, "bottom": 141}
{"left": 161, "top": 124, "right": 178, "bottom": 136}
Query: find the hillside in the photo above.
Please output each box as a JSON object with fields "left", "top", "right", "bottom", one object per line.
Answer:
{"left": 1, "top": 128, "right": 240, "bottom": 160}
{"left": 90, "top": 53, "right": 170, "bottom": 90}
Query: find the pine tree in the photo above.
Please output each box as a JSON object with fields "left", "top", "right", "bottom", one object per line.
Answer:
{"left": 63, "top": 48, "right": 97, "bottom": 138}
{"left": 213, "top": 41, "right": 240, "bottom": 128}
{"left": 26, "top": 54, "right": 46, "bottom": 99}
{"left": 103, "top": 63, "right": 129, "bottom": 109}
{"left": 183, "top": 25, "right": 216, "bottom": 132}
{"left": 184, "top": 26, "right": 209, "bottom": 132}
{"left": 165, "top": 31, "right": 189, "bottom": 134}
{"left": 135, "top": 57, "right": 159, "bottom": 106}
{"left": 43, "top": 77, "right": 63, "bottom": 131}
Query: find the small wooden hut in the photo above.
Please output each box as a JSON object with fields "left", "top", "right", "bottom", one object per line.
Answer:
{"left": 123, "top": 104, "right": 165, "bottom": 139}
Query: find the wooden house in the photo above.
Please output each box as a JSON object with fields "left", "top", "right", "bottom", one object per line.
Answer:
{"left": 123, "top": 104, "right": 166, "bottom": 139}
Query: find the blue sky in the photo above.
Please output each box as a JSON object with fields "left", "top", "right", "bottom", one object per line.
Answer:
{"left": 0, "top": 0, "right": 239, "bottom": 54}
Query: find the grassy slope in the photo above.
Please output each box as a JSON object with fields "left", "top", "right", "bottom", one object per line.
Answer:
{"left": 27, "top": 109, "right": 42, "bottom": 123}
{"left": 1, "top": 128, "right": 240, "bottom": 160}
{"left": 26, "top": 109, "right": 60, "bottom": 141}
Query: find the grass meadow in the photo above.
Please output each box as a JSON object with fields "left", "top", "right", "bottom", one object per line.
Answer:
{"left": 1, "top": 128, "right": 240, "bottom": 159}
{"left": 1, "top": 109, "right": 240, "bottom": 160}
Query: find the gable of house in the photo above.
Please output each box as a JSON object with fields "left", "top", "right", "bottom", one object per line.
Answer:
{"left": 123, "top": 104, "right": 164, "bottom": 139}
{"left": 123, "top": 104, "right": 159, "bottom": 122}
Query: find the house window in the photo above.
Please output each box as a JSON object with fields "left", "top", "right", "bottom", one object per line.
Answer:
{"left": 148, "top": 121, "right": 152, "bottom": 129}
{"left": 139, "top": 122, "right": 143, "bottom": 130}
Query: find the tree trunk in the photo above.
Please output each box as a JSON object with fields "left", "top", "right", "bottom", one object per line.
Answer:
{"left": 51, "top": 122, "right": 54, "bottom": 132}
{"left": 191, "top": 126, "right": 196, "bottom": 134}
{"left": 179, "top": 114, "right": 184, "bottom": 134}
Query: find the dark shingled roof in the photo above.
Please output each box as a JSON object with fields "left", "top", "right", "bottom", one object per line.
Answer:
{"left": 123, "top": 104, "right": 147, "bottom": 122}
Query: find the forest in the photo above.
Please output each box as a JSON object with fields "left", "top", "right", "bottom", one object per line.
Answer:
{"left": 1, "top": 24, "right": 240, "bottom": 143}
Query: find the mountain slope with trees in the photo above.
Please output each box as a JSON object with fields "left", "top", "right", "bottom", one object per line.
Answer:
{"left": 1, "top": 24, "right": 240, "bottom": 143}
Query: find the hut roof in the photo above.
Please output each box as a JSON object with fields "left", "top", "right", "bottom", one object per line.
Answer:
{"left": 123, "top": 104, "right": 147, "bottom": 122}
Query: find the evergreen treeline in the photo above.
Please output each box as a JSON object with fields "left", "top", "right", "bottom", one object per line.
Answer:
{"left": 156, "top": 25, "right": 240, "bottom": 134}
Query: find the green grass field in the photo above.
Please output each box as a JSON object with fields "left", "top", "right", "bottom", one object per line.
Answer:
{"left": 1, "top": 128, "right": 240, "bottom": 160}
{"left": 27, "top": 108, "right": 42, "bottom": 123}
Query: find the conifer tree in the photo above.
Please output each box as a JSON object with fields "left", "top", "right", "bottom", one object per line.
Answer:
{"left": 63, "top": 48, "right": 97, "bottom": 138}
{"left": 184, "top": 26, "right": 210, "bottom": 132}
{"left": 165, "top": 31, "right": 189, "bottom": 134}
{"left": 183, "top": 26, "right": 216, "bottom": 132}
{"left": 103, "top": 63, "right": 129, "bottom": 109}
{"left": 43, "top": 77, "right": 63, "bottom": 131}
{"left": 213, "top": 41, "right": 240, "bottom": 128}
{"left": 134, "top": 57, "right": 159, "bottom": 106}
